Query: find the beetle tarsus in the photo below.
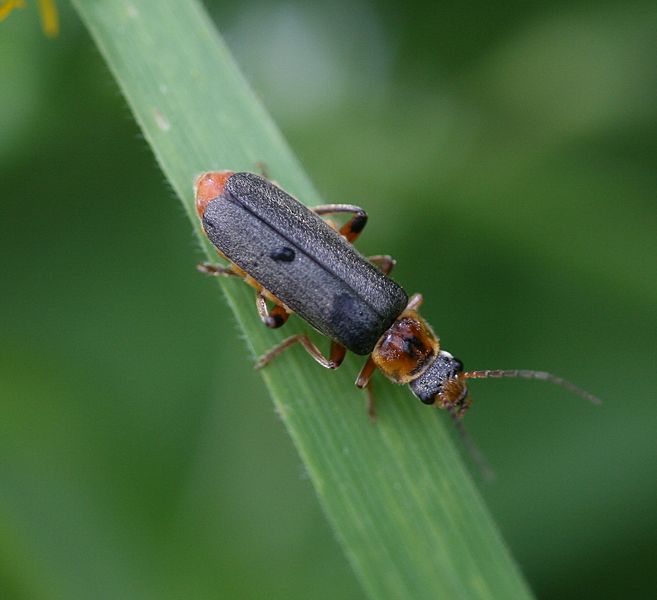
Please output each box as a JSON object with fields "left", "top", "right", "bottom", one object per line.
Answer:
{"left": 365, "top": 383, "right": 377, "bottom": 422}
{"left": 368, "top": 254, "right": 396, "bottom": 275}
{"left": 197, "top": 262, "right": 238, "bottom": 277}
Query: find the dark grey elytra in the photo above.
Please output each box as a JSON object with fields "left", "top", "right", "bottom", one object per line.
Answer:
{"left": 201, "top": 172, "right": 408, "bottom": 355}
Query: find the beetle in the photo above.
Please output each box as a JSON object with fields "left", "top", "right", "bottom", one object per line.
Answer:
{"left": 195, "top": 170, "right": 600, "bottom": 419}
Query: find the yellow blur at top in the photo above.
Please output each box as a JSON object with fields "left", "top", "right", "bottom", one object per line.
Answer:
{"left": 0, "top": 0, "right": 59, "bottom": 37}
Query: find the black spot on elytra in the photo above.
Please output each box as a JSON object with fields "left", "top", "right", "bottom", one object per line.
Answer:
{"left": 270, "top": 247, "right": 295, "bottom": 262}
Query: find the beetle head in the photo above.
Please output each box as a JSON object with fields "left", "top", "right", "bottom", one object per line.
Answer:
{"left": 409, "top": 351, "right": 472, "bottom": 417}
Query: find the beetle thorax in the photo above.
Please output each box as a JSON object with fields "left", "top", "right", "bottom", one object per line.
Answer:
{"left": 371, "top": 311, "right": 439, "bottom": 384}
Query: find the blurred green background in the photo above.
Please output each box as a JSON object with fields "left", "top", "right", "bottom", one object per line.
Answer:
{"left": 2, "top": 1, "right": 656, "bottom": 598}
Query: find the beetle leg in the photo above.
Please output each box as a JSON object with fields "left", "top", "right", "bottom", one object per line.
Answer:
{"left": 197, "top": 262, "right": 241, "bottom": 277}
{"left": 255, "top": 161, "right": 270, "bottom": 179}
{"left": 356, "top": 356, "right": 378, "bottom": 420}
{"left": 255, "top": 336, "right": 346, "bottom": 370}
{"left": 254, "top": 162, "right": 286, "bottom": 190}
{"left": 367, "top": 254, "right": 396, "bottom": 276}
{"left": 405, "top": 293, "right": 424, "bottom": 311}
{"left": 312, "top": 204, "right": 368, "bottom": 243}
{"left": 255, "top": 290, "right": 290, "bottom": 329}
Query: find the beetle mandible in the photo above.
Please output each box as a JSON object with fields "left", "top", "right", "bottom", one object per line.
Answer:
{"left": 195, "top": 171, "right": 600, "bottom": 419}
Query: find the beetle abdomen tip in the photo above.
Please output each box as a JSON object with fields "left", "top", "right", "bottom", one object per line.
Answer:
{"left": 195, "top": 171, "right": 234, "bottom": 218}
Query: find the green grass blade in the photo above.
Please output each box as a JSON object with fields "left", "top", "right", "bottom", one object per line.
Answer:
{"left": 71, "top": 2, "right": 534, "bottom": 598}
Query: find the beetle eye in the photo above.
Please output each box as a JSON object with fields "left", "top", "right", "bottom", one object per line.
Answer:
{"left": 453, "top": 357, "right": 464, "bottom": 372}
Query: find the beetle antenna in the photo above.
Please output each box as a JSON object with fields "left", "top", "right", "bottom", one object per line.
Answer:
{"left": 463, "top": 370, "right": 601, "bottom": 405}
{"left": 448, "top": 408, "right": 496, "bottom": 482}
